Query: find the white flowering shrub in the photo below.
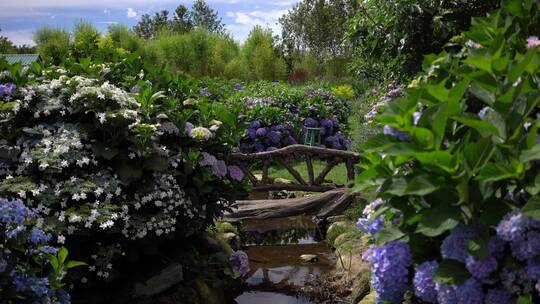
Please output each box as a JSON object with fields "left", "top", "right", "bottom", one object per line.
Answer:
{"left": 0, "top": 61, "right": 245, "bottom": 282}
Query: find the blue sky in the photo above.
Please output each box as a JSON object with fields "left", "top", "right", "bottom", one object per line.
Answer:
{"left": 0, "top": 0, "right": 297, "bottom": 46}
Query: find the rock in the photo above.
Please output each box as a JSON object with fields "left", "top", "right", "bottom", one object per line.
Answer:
{"left": 326, "top": 221, "right": 353, "bottom": 244}
{"left": 334, "top": 232, "right": 356, "bottom": 247}
{"left": 274, "top": 177, "right": 293, "bottom": 184}
{"left": 299, "top": 254, "right": 319, "bottom": 263}
{"left": 327, "top": 215, "right": 348, "bottom": 223}
{"left": 358, "top": 290, "right": 376, "bottom": 304}
{"left": 133, "top": 263, "right": 183, "bottom": 298}
{"left": 194, "top": 279, "right": 222, "bottom": 304}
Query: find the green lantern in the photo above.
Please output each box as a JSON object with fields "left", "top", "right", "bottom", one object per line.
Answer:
{"left": 304, "top": 127, "right": 321, "bottom": 146}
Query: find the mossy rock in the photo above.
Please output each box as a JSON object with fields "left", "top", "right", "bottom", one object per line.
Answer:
{"left": 214, "top": 222, "right": 238, "bottom": 234}
{"left": 326, "top": 221, "right": 355, "bottom": 244}
{"left": 352, "top": 271, "right": 371, "bottom": 303}
{"left": 358, "top": 290, "right": 376, "bottom": 304}
{"left": 194, "top": 279, "right": 222, "bottom": 304}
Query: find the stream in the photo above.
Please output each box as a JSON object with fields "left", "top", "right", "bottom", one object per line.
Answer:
{"left": 234, "top": 216, "right": 334, "bottom": 304}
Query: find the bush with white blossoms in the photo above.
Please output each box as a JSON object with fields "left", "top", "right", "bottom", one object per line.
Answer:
{"left": 355, "top": 1, "right": 540, "bottom": 303}
{"left": 0, "top": 56, "right": 246, "bottom": 286}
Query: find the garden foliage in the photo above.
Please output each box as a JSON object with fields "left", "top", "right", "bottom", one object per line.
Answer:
{"left": 0, "top": 53, "right": 245, "bottom": 284}
{"left": 355, "top": 0, "right": 540, "bottom": 303}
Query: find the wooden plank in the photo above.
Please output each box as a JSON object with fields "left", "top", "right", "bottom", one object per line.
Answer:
{"left": 306, "top": 155, "right": 314, "bottom": 185}
{"left": 315, "top": 159, "right": 339, "bottom": 185}
{"left": 275, "top": 157, "right": 306, "bottom": 185}
{"left": 231, "top": 144, "right": 360, "bottom": 161}
{"left": 261, "top": 159, "right": 270, "bottom": 185}
{"left": 223, "top": 188, "right": 353, "bottom": 221}
{"left": 252, "top": 183, "right": 334, "bottom": 193}
{"left": 237, "top": 162, "right": 258, "bottom": 186}
{"left": 346, "top": 158, "right": 355, "bottom": 181}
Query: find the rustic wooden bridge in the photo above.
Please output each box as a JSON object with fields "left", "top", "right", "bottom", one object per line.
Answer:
{"left": 224, "top": 144, "right": 361, "bottom": 221}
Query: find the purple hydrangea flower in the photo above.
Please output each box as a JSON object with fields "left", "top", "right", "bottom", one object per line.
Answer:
{"left": 0, "top": 83, "right": 16, "bottom": 97}
{"left": 368, "top": 241, "right": 412, "bottom": 303}
{"left": 465, "top": 255, "right": 497, "bottom": 279}
{"left": 199, "top": 152, "right": 217, "bottom": 167}
{"left": 527, "top": 36, "right": 540, "bottom": 49}
{"left": 527, "top": 259, "right": 540, "bottom": 280}
{"left": 436, "top": 278, "right": 484, "bottom": 304}
{"left": 441, "top": 224, "right": 477, "bottom": 263}
{"left": 383, "top": 125, "right": 410, "bottom": 142}
{"left": 199, "top": 87, "right": 211, "bottom": 97}
{"left": 184, "top": 122, "right": 194, "bottom": 136}
{"left": 255, "top": 128, "right": 267, "bottom": 137}
{"left": 228, "top": 165, "right": 244, "bottom": 181}
{"left": 267, "top": 131, "right": 281, "bottom": 144}
{"left": 500, "top": 267, "right": 533, "bottom": 294}
{"left": 284, "top": 136, "right": 297, "bottom": 146}
{"left": 496, "top": 211, "right": 533, "bottom": 242}
{"left": 414, "top": 260, "right": 439, "bottom": 303}
{"left": 234, "top": 83, "right": 244, "bottom": 91}
{"left": 485, "top": 288, "right": 516, "bottom": 304}
{"left": 357, "top": 216, "right": 384, "bottom": 235}
{"left": 230, "top": 250, "right": 249, "bottom": 277}
{"left": 304, "top": 118, "right": 318, "bottom": 128}
{"left": 254, "top": 140, "right": 265, "bottom": 152}
{"left": 246, "top": 128, "right": 256, "bottom": 139}
{"left": 212, "top": 160, "right": 227, "bottom": 178}
{"left": 251, "top": 120, "right": 262, "bottom": 129}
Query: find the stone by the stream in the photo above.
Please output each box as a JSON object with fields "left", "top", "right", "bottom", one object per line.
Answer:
{"left": 327, "top": 215, "right": 348, "bottom": 223}
{"left": 133, "top": 263, "right": 183, "bottom": 297}
{"left": 299, "top": 254, "right": 319, "bottom": 263}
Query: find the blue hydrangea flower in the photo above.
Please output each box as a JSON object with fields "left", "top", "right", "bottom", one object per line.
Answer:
{"left": 436, "top": 278, "right": 484, "bottom": 304}
{"left": 500, "top": 267, "right": 533, "bottom": 294}
{"left": 230, "top": 250, "right": 249, "bottom": 277}
{"left": 441, "top": 224, "right": 477, "bottom": 263}
{"left": 0, "top": 199, "right": 34, "bottom": 224}
{"left": 228, "top": 166, "right": 244, "bottom": 182}
{"left": 485, "top": 287, "right": 515, "bottom": 304}
{"left": 510, "top": 231, "right": 540, "bottom": 261}
{"left": 496, "top": 211, "right": 534, "bottom": 242}
{"left": 266, "top": 131, "right": 281, "bottom": 144}
{"left": 413, "top": 260, "right": 438, "bottom": 303}
{"left": 0, "top": 83, "right": 16, "bottom": 97}
{"left": 465, "top": 255, "right": 497, "bottom": 279}
{"left": 357, "top": 216, "right": 384, "bottom": 235}
{"left": 246, "top": 128, "right": 256, "bottom": 139}
{"left": 284, "top": 136, "right": 296, "bottom": 146}
{"left": 368, "top": 241, "right": 412, "bottom": 304}
{"left": 250, "top": 120, "right": 262, "bottom": 129}
{"left": 29, "top": 227, "right": 51, "bottom": 244}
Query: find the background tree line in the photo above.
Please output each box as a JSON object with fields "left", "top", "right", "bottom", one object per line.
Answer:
{"left": 3, "top": 0, "right": 500, "bottom": 83}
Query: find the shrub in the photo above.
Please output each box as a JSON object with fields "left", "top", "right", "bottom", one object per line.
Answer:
{"left": 331, "top": 84, "right": 356, "bottom": 101}
{"left": 72, "top": 22, "right": 100, "bottom": 59}
{"left": 34, "top": 27, "right": 71, "bottom": 65}
{"left": 288, "top": 68, "right": 309, "bottom": 85}
{"left": 0, "top": 61, "right": 244, "bottom": 283}
{"left": 355, "top": 0, "right": 540, "bottom": 303}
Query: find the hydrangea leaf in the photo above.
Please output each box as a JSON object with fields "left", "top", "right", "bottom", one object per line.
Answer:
{"left": 434, "top": 259, "right": 470, "bottom": 285}
{"left": 522, "top": 195, "right": 540, "bottom": 221}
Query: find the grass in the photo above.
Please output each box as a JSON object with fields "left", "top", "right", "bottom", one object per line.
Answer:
{"left": 255, "top": 160, "right": 349, "bottom": 186}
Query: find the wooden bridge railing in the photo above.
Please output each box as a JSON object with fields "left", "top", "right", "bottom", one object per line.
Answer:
{"left": 231, "top": 144, "right": 360, "bottom": 193}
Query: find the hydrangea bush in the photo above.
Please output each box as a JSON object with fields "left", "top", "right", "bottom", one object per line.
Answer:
{"left": 355, "top": 1, "right": 540, "bottom": 303}
{"left": 0, "top": 57, "right": 246, "bottom": 284}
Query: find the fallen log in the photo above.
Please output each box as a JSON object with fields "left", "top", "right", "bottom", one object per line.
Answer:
{"left": 223, "top": 188, "right": 356, "bottom": 221}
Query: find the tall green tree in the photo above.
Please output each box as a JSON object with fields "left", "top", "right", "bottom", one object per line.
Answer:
{"left": 191, "top": 0, "right": 225, "bottom": 33}
{"left": 171, "top": 4, "right": 194, "bottom": 33}
{"left": 0, "top": 29, "right": 16, "bottom": 54}
{"left": 133, "top": 10, "right": 170, "bottom": 39}
{"left": 347, "top": 0, "right": 499, "bottom": 80}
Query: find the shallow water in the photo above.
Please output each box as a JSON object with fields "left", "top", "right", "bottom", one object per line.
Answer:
{"left": 234, "top": 216, "right": 333, "bottom": 304}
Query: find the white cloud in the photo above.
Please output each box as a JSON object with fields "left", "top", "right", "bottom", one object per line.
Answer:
{"left": 1, "top": 29, "right": 35, "bottom": 46}
{"left": 226, "top": 9, "right": 288, "bottom": 41}
{"left": 127, "top": 7, "right": 137, "bottom": 18}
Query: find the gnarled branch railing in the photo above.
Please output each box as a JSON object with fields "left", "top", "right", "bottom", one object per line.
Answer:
{"left": 231, "top": 144, "right": 360, "bottom": 193}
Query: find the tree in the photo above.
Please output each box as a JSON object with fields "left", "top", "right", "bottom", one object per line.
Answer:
{"left": 0, "top": 29, "right": 16, "bottom": 54}
{"left": 279, "top": 0, "right": 357, "bottom": 59}
{"left": 34, "top": 27, "right": 71, "bottom": 64}
{"left": 171, "top": 4, "right": 193, "bottom": 33}
{"left": 133, "top": 10, "right": 170, "bottom": 39}
{"left": 347, "top": 0, "right": 499, "bottom": 80}
{"left": 191, "top": 0, "right": 224, "bottom": 33}
{"left": 243, "top": 26, "right": 287, "bottom": 80}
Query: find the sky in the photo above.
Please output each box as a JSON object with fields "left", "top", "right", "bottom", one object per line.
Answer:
{"left": 0, "top": 0, "right": 297, "bottom": 46}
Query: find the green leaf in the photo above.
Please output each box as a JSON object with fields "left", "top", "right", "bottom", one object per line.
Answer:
{"left": 453, "top": 116, "right": 499, "bottom": 135}
{"left": 410, "top": 127, "right": 434, "bottom": 148}
{"left": 426, "top": 81, "right": 449, "bottom": 102}
{"left": 517, "top": 294, "right": 532, "bottom": 304}
{"left": 523, "top": 196, "right": 540, "bottom": 221}
{"left": 434, "top": 260, "right": 470, "bottom": 285}
{"left": 463, "top": 138, "right": 495, "bottom": 174}
{"left": 386, "top": 176, "right": 441, "bottom": 196}
{"left": 48, "top": 255, "right": 59, "bottom": 272}
{"left": 525, "top": 173, "right": 540, "bottom": 196}
{"left": 520, "top": 145, "right": 540, "bottom": 162}
{"left": 465, "top": 55, "right": 493, "bottom": 73}
{"left": 416, "top": 201, "right": 461, "bottom": 237}
{"left": 476, "top": 162, "right": 520, "bottom": 182}
{"left": 66, "top": 260, "right": 87, "bottom": 269}
{"left": 375, "top": 226, "right": 407, "bottom": 245}
{"left": 58, "top": 247, "right": 68, "bottom": 265}
{"left": 470, "top": 83, "right": 496, "bottom": 105}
